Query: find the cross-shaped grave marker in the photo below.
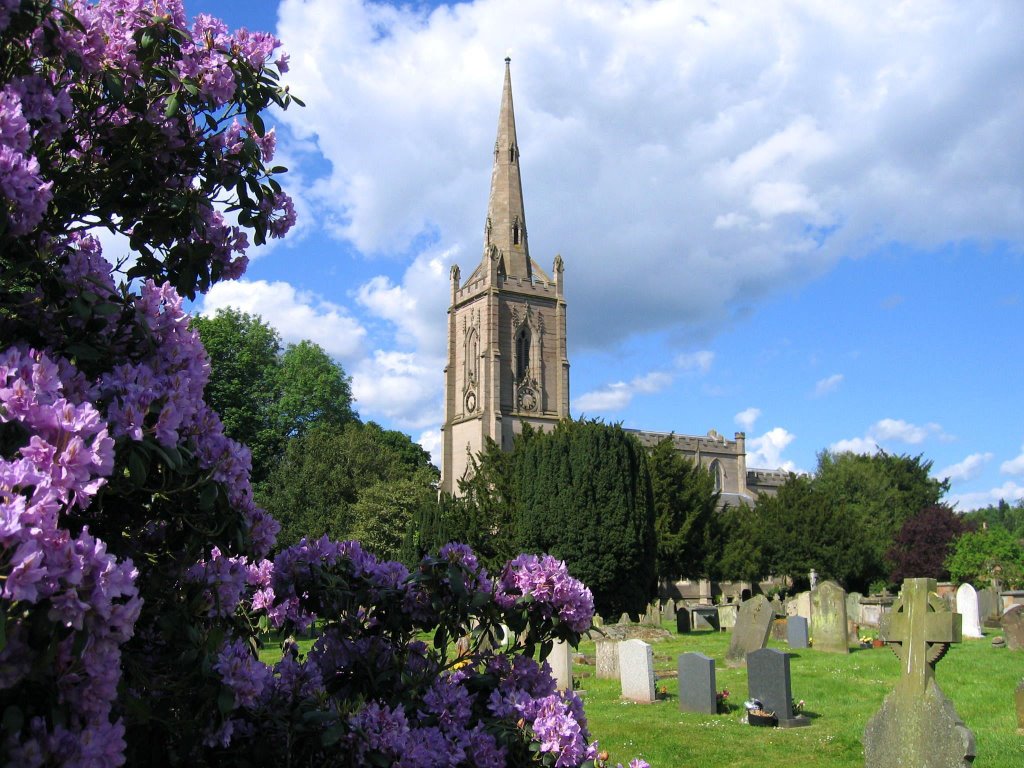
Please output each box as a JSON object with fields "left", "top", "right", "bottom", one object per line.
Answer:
{"left": 880, "top": 577, "right": 962, "bottom": 694}
{"left": 865, "top": 578, "right": 975, "bottom": 768}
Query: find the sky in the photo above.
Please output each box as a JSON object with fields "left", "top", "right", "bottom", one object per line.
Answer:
{"left": 180, "top": 0, "right": 1024, "bottom": 511}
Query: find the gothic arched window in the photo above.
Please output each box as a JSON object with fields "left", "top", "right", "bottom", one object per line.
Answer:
{"left": 515, "top": 327, "right": 531, "bottom": 382}
{"left": 709, "top": 460, "right": 723, "bottom": 493}
{"left": 465, "top": 328, "right": 479, "bottom": 385}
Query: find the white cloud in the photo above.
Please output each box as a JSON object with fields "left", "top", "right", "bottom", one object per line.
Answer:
{"left": 574, "top": 371, "right": 673, "bottom": 413}
{"left": 416, "top": 428, "right": 443, "bottom": 468}
{"left": 747, "top": 427, "right": 798, "bottom": 471}
{"left": 675, "top": 350, "right": 715, "bottom": 374}
{"left": 949, "top": 481, "right": 1024, "bottom": 512}
{"left": 351, "top": 351, "right": 442, "bottom": 431}
{"left": 276, "top": 0, "right": 1024, "bottom": 350}
{"left": 831, "top": 418, "right": 950, "bottom": 454}
{"left": 829, "top": 436, "right": 879, "bottom": 455}
{"left": 199, "top": 279, "right": 366, "bottom": 359}
{"left": 936, "top": 452, "right": 993, "bottom": 483}
{"left": 734, "top": 407, "right": 761, "bottom": 432}
{"left": 1000, "top": 444, "right": 1024, "bottom": 475}
{"left": 813, "top": 373, "right": 844, "bottom": 397}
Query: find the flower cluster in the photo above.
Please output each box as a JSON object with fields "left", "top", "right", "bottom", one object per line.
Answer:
{"left": 495, "top": 553, "right": 596, "bottom": 633}
{"left": 1, "top": 347, "right": 141, "bottom": 765}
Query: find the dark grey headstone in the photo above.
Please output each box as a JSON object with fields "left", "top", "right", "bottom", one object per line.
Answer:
{"left": 787, "top": 616, "right": 809, "bottom": 649}
{"left": 1003, "top": 604, "right": 1024, "bottom": 650}
{"left": 746, "top": 648, "right": 809, "bottom": 728}
{"left": 676, "top": 607, "right": 691, "bottom": 634}
{"left": 726, "top": 595, "right": 773, "bottom": 667}
{"left": 678, "top": 652, "right": 717, "bottom": 714}
{"left": 692, "top": 606, "right": 720, "bottom": 631}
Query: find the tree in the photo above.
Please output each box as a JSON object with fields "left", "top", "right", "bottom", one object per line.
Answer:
{"left": 647, "top": 436, "right": 719, "bottom": 580}
{"left": 712, "top": 503, "right": 768, "bottom": 583}
{"left": 886, "top": 504, "right": 968, "bottom": 583}
{"left": 812, "top": 450, "right": 948, "bottom": 588}
{"left": 192, "top": 308, "right": 283, "bottom": 483}
{"left": 963, "top": 499, "right": 1024, "bottom": 539}
{"left": 260, "top": 421, "right": 438, "bottom": 549}
{"left": 946, "top": 526, "right": 1024, "bottom": 588}
{"left": 275, "top": 339, "right": 357, "bottom": 438}
{"left": 350, "top": 478, "right": 436, "bottom": 562}
{"left": 512, "top": 420, "right": 658, "bottom": 619}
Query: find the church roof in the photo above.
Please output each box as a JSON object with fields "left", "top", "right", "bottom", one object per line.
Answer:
{"left": 483, "top": 58, "right": 532, "bottom": 281}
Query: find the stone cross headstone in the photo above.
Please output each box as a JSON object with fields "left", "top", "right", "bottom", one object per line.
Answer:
{"left": 1003, "top": 605, "right": 1024, "bottom": 650}
{"left": 677, "top": 652, "right": 717, "bottom": 714}
{"left": 863, "top": 578, "right": 974, "bottom": 768}
{"left": 618, "top": 639, "right": 656, "bottom": 703}
{"left": 810, "top": 580, "right": 849, "bottom": 654}
{"left": 787, "top": 615, "right": 809, "bottom": 649}
{"left": 676, "top": 606, "right": 691, "bottom": 634}
{"left": 595, "top": 639, "right": 620, "bottom": 680}
{"left": 746, "top": 648, "right": 810, "bottom": 728}
{"left": 725, "top": 595, "right": 773, "bottom": 667}
{"left": 955, "top": 583, "right": 983, "bottom": 638}
{"left": 545, "top": 639, "right": 573, "bottom": 692}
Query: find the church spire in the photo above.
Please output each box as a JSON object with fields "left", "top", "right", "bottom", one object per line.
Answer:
{"left": 484, "top": 57, "right": 531, "bottom": 280}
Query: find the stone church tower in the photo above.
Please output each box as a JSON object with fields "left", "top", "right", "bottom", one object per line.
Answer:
{"left": 440, "top": 59, "right": 570, "bottom": 495}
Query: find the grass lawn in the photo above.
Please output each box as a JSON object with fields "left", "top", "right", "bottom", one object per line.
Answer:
{"left": 578, "top": 624, "right": 1023, "bottom": 768}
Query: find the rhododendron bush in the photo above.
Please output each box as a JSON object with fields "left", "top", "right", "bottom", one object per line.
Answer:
{"left": 0, "top": 2, "right": 646, "bottom": 767}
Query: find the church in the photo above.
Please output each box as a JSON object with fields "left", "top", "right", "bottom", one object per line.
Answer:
{"left": 440, "top": 59, "right": 788, "bottom": 504}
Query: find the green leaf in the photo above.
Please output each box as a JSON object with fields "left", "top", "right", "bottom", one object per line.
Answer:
{"left": 164, "top": 92, "right": 181, "bottom": 118}
{"left": 128, "top": 449, "right": 149, "bottom": 487}
{"left": 1, "top": 706, "right": 23, "bottom": 736}
{"left": 217, "top": 687, "right": 236, "bottom": 715}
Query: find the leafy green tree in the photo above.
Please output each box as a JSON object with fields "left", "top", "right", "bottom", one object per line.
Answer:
{"left": 648, "top": 436, "right": 719, "bottom": 580}
{"left": 756, "top": 474, "right": 874, "bottom": 590}
{"left": 886, "top": 504, "right": 968, "bottom": 583}
{"left": 350, "top": 478, "right": 436, "bottom": 562}
{"left": 963, "top": 499, "right": 1024, "bottom": 539}
{"left": 512, "top": 420, "right": 657, "bottom": 619}
{"left": 712, "top": 503, "right": 768, "bottom": 583}
{"left": 192, "top": 308, "right": 282, "bottom": 483}
{"left": 275, "top": 339, "right": 357, "bottom": 438}
{"left": 946, "top": 526, "right": 1024, "bottom": 588}
{"left": 261, "top": 421, "right": 438, "bottom": 549}
{"left": 812, "top": 450, "right": 948, "bottom": 588}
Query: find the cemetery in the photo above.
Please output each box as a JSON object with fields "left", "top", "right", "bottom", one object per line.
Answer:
{"left": 557, "top": 589, "right": 1021, "bottom": 768}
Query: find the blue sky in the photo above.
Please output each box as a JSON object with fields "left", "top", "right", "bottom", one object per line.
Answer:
{"left": 180, "top": 0, "right": 1024, "bottom": 510}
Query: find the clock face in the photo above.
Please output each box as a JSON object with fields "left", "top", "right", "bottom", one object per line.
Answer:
{"left": 465, "top": 391, "right": 477, "bottom": 413}
{"left": 517, "top": 387, "right": 537, "bottom": 412}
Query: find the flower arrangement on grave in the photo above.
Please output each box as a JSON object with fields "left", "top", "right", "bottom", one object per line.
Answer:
{"left": 716, "top": 688, "right": 732, "bottom": 713}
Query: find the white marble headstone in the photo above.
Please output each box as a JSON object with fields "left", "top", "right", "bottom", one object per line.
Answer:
{"left": 618, "top": 639, "right": 656, "bottom": 703}
{"left": 955, "top": 583, "right": 983, "bottom": 638}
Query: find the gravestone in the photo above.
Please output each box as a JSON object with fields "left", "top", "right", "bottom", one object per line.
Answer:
{"left": 678, "top": 653, "right": 717, "bottom": 714}
{"left": 725, "top": 595, "right": 773, "bottom": 667}
{"left": 747, "top": 648, "right": 810, "bottom": 728}
{"left": 546, "top": 639, "right": 573, "bottom": 692}
{"left": 619, "top": 639, "right": 656, "bottom": 703}
{"left": 770, "top": 595, "right": 784, "bottom": 616}
{"left": 810, "top": 580, "right": 849, "bottom": 654}
{"left": 595, "top": 639, "right": 620, "bottom": 680}
{"left": 593, "top": 614, "right": 604, "bottom": 628}
{"left": 847, "top": 591, "right": 864, "bottom": 625}
{"left": 676, "top": 606, "right": 691, "bottom": 634}
{"left": 718, "top": 603, "right": 738, "bottom": 631}
{"left": 864, "top": 578, "right": 974, "bottom": 768}
{"left": 641, "top": 602, "right": 660, "bottom": 626}
{"left": 795, "top": 591, "right": 812, "bottom": 620}
{"left": 978, "top": 586, "right": 1000, "bottom": 627}
{"left": 1016, "top": 680, "right": 1024, "bottom": 730}
{"left": 617, "top": 612, "right": 632, "bottom": 625}
{"left": 662, "top": 599, "right": 676, "bottom": 623}
{"left": 787, "top": 616, "right": 809, "bottom": 649}
{"left": 955, "top": 583, "right": 983, "bottom": 638}
{"left": 1003, "top": 605, "right": 1024, "bottom": 650}
{"left": 692, "top": 606, "right": 720, "bottom": 631}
